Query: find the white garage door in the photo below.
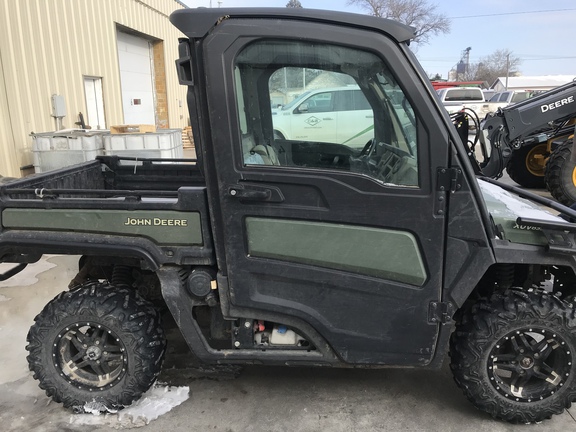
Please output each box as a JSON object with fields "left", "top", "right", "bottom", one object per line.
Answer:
{"left": 117, "top": 31, "right": 155, "bottom": 125}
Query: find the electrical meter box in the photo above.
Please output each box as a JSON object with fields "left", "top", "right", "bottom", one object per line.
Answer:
{"left": 51, "top": 94, "right": 66, "bottom": 118}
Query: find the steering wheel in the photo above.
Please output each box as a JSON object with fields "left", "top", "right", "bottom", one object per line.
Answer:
{"left": 359, "top": 139, "right": 375, "bottom": 157}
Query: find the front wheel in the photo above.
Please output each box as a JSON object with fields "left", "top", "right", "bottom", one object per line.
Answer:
{"left": 545, "top": 139, "right": 576, "bottom": 205}
{"left": 450, "top": 290, "right": 576, "bottom": 423}
{"left": 506, "top": 143, "right": 547, "bottom": 188}
{"left": 26, "top": 282, "right": 166, "bottom": 412}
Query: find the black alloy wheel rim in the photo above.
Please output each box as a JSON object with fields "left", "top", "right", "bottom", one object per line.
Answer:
{"left": 487, "top": 327, "right": 573, "bottom": 402}
{"left": 54, "top": 322, "right": 127, "bottom": 391}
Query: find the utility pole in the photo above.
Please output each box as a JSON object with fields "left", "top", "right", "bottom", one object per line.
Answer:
{"left": 505, "top": 53, "right": 510, "bottom": 90}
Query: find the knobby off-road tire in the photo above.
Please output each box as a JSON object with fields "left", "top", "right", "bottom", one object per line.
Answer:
{"left": 505, "top": 143, "right": 547, "bottom": 189}
{"left": 450, "top": 290, "right": 576, "bottom": 423}
{"left": 545, "top": 138, "right": 576, "bottom": 205}
{"left": 26, "top": 281, "right": 166, "bottom": 412}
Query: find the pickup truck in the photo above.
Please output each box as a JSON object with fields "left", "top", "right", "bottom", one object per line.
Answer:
{"left": 3, "top": 8, "right": 576, "bottom": 424}
{"left": 435, "top": 86, "right": 490, "bottom": 119}
{"left": 485, "top": 90, "right": 541, "bottom": 114}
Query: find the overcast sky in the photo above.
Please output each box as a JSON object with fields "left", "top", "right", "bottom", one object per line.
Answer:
{"left": 180, "top": 0, "right": 576, "bottom": 79}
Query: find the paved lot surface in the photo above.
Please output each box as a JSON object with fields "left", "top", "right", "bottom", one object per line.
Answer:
{"left": 2, "top": 178, "right": 576, "bottom": 431}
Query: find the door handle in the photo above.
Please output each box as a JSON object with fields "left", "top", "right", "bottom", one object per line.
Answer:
{"left": 228, "top": 186, "right": 272, "bottom": 201}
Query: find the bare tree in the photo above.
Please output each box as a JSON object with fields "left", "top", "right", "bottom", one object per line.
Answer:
{"left": 462, "top": 63, "right": 480, "bottom": 81}
{"left": 348, "top": 0, "right": 450, "bottom": 45}
{"left": 286, "top": 0, "right": 303, "bottom": 7}
{"left": 461, "top": 49, "right": 521, "bottom": 86}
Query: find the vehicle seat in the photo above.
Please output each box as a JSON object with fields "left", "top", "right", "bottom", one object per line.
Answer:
{"left": 250, "top": 144, "right": 280, "bottom": 165}
{"left": 242, "top": 134, "right": 280, "bottom": 166}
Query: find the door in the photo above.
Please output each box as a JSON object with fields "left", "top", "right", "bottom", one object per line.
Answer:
{"left": 334, "top": 89, "right": 374, "bottom": 145}
{"left": 203, "top": 19, "right": 450, "bottom": 365}
{"left": 292, "top": 89, "right": 337, "bottom": 142}
{"left": 84, "top": 77, "right": 106, "bottom": 129}
{"left": 116, "top": 31, "right": 155, "bottom": 125}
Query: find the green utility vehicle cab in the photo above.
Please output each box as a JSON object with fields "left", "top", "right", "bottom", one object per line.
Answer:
{"left": 2, "top": 8, "right": 576, "bottom": 423}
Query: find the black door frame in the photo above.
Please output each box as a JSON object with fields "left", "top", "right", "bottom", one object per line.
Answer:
{"left": 201, "top": 19, "right": 452, "bottom": 366}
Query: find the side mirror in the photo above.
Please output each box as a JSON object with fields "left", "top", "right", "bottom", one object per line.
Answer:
{"left": 296, "top": 103, "right": 309, "bottom": 113}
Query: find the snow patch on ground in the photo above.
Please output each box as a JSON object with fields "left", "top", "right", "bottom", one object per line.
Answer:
{"left": 70, "top": 384, "right": 189, "bottom": 428}
{"left": 81, "top": 400, "right": 119, "bottom": 415}
{"left": 0, "top": 294, "right": 10, "bottom": 302}
{"left": 117, "top": 385, "right": 189, "bottom": 425}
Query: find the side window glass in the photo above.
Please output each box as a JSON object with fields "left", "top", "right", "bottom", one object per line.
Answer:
{"left": 333, "top": 90, "right": 352, "bottom": 112}
{"left": 301, "top": 92, "right": 334, "bottom": 113}
{"left": 444, "top": 90, "right": 456, "bottom": 101}
{"left": 353, "top": 90, "right": 372, "bottom": 110}
{"left": 234, "top": 40, "right": 419, "bottom": 187}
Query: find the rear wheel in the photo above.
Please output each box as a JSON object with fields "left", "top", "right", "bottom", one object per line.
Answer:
{"left": 506, "top": 143, "right": 547, "bottom": 188}
{"left": 26, "top": 281, "right": 166, "bottom": 412}
{"left": 545, "top": 139, "right": 576, "bottom": 205}
{"left": 450, "top": 290, "right": 576, "bottom": 423}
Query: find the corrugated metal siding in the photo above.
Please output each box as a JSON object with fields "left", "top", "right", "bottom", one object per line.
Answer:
{"left": 0, "top": 49, "right": 18, "bottom": 177}
{"left": 0, "top": 0, "right": 188, "bottom": 176}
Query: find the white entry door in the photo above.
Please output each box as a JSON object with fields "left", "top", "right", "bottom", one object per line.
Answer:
{"left": 84, "top": 77, "right": 106, "bottom": 129}
{"left": 116, "top": 31, "right": 155, "bottom": 125}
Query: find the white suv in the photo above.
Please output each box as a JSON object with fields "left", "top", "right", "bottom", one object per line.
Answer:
{"left": 272, "top": 86, "right": 374, "bottom": 146}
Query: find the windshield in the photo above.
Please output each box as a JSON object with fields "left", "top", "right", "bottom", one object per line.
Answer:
{"left": 511, "top": 92, "right": 531, "bottom": 103}
{"left": 444, "top": 88, "right": 483, "bottom": 102}
{"left": 281, "top": 91, "right": 312, "bottom": 111}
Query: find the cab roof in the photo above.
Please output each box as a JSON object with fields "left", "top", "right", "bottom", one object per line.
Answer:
{"left": 170, "top": 7, "right": 415, "bottom": 44}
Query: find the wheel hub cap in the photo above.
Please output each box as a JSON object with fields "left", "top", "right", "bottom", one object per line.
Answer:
{"left": 526, "top": 143, "right": 548, "bottom": 176}
{"left": 488, "top": 328, "right": 573, "bottom": 402}
{"left": 54, "top": 322, "right": 127, "bottom": 390}
{"left": 520, "top": 356, "right": 535, "bottom": 369}
{"left": 86, "top": 346, "right": 102, "bottom": 361}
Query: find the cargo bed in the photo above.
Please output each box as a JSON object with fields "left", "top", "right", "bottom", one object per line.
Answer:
{"left": 0, "top": 156, "right": 213, "bottom": 269}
